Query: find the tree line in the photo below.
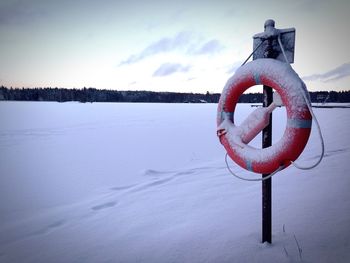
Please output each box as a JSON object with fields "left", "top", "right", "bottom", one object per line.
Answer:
{"left": 0, "top": 86, "right": 349, "bottom": 103}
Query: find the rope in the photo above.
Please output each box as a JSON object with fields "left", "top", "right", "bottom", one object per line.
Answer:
{"left": 277, "top": 35, "right": 289, "bottom": 64}
{"left": 277, "top": 36, "right": 325, "bottom": 170}
{"left": 225, "top": 153, "right": 284, "bottom": 182}
{"left": 241, "top": 39, "right": 266, "bottom": 67}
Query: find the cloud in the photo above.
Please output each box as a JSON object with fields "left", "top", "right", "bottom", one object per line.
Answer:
{"left": 119, "top": 31, "right": 193, "bottom": 66}
{"left": 302, "top": 63, "right": 350, "bottom": 82}
{"left": 0, "top": 0, "right": 47, "bottom": 26}
{"left": 153, "top": 63, "right": 191, "bottom": 77}
{"left": 189, "top": 39, "right": 224, "bottom": 55}
{"left": 119, "top": 32, "right": 225, "bottom": 66}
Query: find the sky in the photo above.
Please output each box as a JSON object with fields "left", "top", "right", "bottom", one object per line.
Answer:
{"left": 0, "top": 0, "right": 349, "bottom": 93}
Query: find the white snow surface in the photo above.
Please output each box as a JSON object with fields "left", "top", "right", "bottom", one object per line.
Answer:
{"left": 0, "top": 101, "right": 350, "bottom": 263}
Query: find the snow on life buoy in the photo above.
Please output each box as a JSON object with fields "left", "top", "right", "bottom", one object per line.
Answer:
{"left": 217, "top": 58, "right": 312, "bottom": 174}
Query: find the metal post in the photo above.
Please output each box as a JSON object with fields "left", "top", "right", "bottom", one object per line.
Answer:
{"left": 261, "top": 20, "right": 275, "bottom": 244}
{"left": 252, "top": 19, "right": 295, "bottom": 244}
{"left": 262, "top": 80, "right": 273, "bottom": 244}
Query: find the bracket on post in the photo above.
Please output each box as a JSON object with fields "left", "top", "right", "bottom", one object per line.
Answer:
{"left": 253, "top": 19, "right": 295, "bottom": 63}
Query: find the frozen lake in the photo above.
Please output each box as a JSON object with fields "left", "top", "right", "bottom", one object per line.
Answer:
{"left": 0, "top": 101, "right": 349, "bottom": 262}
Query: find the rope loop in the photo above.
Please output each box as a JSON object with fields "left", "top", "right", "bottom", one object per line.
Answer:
{"left": 277, "top": 37, "right": 325, "bottom": 170}
{"left": 225, "top": 153, "right": 284, "bottom": 182}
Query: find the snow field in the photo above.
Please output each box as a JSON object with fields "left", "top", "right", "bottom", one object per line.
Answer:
{"left": 0, "top": 101, "right": 349, "bottom": 262}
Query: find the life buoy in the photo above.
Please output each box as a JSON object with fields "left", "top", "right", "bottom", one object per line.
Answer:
{"left": 217, "top": 58, "right": 312, "bottom": 174}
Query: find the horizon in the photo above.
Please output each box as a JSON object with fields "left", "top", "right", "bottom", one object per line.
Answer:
{"left": 2, "top": 85, "right": 350, "bottom": 95}
{"left": 1, "top": 0, "right": 349, "bottom": 93}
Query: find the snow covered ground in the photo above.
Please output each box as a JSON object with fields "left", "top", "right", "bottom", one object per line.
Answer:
{"left": 0, "top": 101, "right": 349, "bottom": 263}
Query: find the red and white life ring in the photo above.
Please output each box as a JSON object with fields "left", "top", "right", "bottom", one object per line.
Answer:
{"left": 217, "top": 58, "right": 312, "bottom": 174}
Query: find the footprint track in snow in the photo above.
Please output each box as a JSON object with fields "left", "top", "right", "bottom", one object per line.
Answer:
{"left": 30, "top": 219, "right": 66, "bottom": 236}
{"left": 323, "top": 147, "right": 349, "bottom": 157}
{"left": 110, "top": 184, "right": 136, "bottom": 191}
{"left": 111, "top": 166, "right": 221, "bottom": 196}
{"left": 91, "top": 201, "right": 117, "bottom": 211}
{"left": 128, "top": 177, "right": 174, "bottom": 193}
{"left": 302, "top": 147, "right": 349, "bottom": 162}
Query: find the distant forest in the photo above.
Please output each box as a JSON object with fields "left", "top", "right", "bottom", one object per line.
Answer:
{"left": 1, "top": 86, "right": 350, "bottom": 103}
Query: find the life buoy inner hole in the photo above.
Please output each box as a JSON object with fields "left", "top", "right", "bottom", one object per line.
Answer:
{"left": 233, "top": 86, "right": 287, "bottom": 148}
